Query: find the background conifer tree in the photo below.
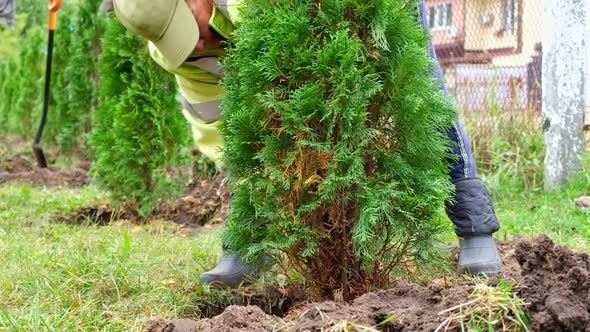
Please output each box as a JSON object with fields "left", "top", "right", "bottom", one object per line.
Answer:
{"left": 222, "top": 0, "right": 456, "bottom": 299}
{"left": 12, "top": 26, "right": 44, "bottom": 137}
{"left": 0, "top": 59, "right": 17, "bottom": 133}
{"left": 0, "top": 4, "right": 105, "bottom": 156}
{"left": 59, "top": 0, "right": 104, "bottom": 155}
{"left": 89, "top": 19, "right": 190, "bottom": 218}
{"left": 0, "top": 13, "right": 28, "bottom": 59}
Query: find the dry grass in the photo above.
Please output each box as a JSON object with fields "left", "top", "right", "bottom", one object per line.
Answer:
{"left": 460, "top": 109, "right": 545, "bottom": 191}
{"left": 435, "top": 280, "right": 529, "bottom": 332}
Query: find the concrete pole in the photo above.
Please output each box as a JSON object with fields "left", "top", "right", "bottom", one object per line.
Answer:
{"left": 542, "top": 0, "right": 586, "bottom": 191}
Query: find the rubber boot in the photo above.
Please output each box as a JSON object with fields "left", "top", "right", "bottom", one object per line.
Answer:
{"left": 446, "top": 177, "right": 502, "bottom": 276}
{"left": 200, "top": 254, "right": 256, "bottom": 288}
{"left": 459, "top": 235, "right": 502, "bottom": 276}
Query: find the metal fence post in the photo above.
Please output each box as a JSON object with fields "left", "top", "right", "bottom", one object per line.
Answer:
{"left": 542, "top": 0, "right": 587, "bottom": 191}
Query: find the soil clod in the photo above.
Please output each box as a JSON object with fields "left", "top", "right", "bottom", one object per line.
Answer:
{"left": 575, "top": 196, "right": 590, "bottom": 210}
{"left": 516, "top": 235, "right": 590, "bottom": 331}
{"left": 191, "top": 305, "right": 284, "bottom": 332}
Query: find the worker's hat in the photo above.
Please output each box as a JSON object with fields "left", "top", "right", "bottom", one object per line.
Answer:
{"left": 113, "top": 0, "right": 198, "bottom": 69}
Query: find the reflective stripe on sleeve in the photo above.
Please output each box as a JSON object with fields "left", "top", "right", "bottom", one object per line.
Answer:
{"left": 213, "top": 0, "right": 231, "bottom": 21}
{"left": 189, "top": 57, "right": 225, "bottom": 78}
{"left": 179, "top": 97, "right": 222, "bottom": 124}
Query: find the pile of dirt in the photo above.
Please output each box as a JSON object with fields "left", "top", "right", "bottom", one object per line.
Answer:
{"left": 169, "top": 174, "right": 230, "bottom": 228}
{"left": 55, "top": 174, "right": 229, "bottom": 228}
{"left": 287, "top": 282, "right": 472, "bottom": 331}
{"left": 143, "top": 236, "right": 590, "bottom": 332}
{"left": 0, "top": 154, "right": 89, "bottom": 187}
{"left": 516, "top": 235, "right": 590, "bottom": 331}
{"left": 145, "top": 307, "right": 285, "bottom": 332}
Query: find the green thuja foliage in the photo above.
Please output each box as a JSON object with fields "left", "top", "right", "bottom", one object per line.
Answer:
{"left": 17, "top": 0, "right": 49, "bottom": 29}
{"left": 59, "top": 0, "right": 105, "bottom": 155}
{"left": 0, "top": 59, "right": 13, "bottom": 132}
{"left": 11, "top": 26, "right": 45, "bottom": 137}
{"left": 222, "top": 0, "right": 455, "bottom": 299}
{"left": 0, "top": 59, "right": 18, "bottom": 133}
{"left": 0, "top": 4, "right": 104, "bottom": 155}
{"left": 0, "top": 61, "right": 4, "bottom": 89}
{"left": 0, "top": 13, "right": 28, "bottom": 59}
{"left": 89, "top": 19, "right": 190, "bottom": 218}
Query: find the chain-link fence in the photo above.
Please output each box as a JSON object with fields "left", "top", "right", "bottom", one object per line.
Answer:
{"left": 425, "top": 0, "right": 543, "bottom": 113}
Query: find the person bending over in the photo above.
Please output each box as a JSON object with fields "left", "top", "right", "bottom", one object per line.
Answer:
{"left": 109, "top": 0, "right": 502, "bottom": 287}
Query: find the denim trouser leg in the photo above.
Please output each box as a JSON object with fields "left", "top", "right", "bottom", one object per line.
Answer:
{"left": 417, "top": 1, "right": 500, "bottom": 237}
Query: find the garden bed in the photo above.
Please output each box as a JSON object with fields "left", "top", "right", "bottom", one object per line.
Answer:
{"left": 0, "top": 152, "right": 89, "bottom": 187}
{"left": 144, "top": 236, "right": 590, "bottom": 332}
{"left": 0, "top": 149, "right": 229, "bottom": 229}
{"left": 2, "top": 147, "right": 589, "bottom": 331}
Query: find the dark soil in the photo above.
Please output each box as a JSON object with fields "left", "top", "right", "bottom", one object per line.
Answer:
{"left": 516, "top": 235, "right": 590, "bottom": 331}
{"left": 165, "top": 174, "right": 230, "bottom": 229}
{"left": 0, "top": 153, "right": 89, "bottom": 187}
{"left": 0, "top": 145, "right": 231, "bottom": 229}
{"left": 144, "top": 236, "right": 590, "bottom": 332}
{"left": 55, "top": 174, "right": 230, "bottom": 229}
{"left": 191, "top": 285, "right": 304, "bottom": 319}
{"left": 57, "top": 203, "right": 136, "bottom": 225}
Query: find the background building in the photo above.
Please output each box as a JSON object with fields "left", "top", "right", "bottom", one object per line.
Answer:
{"left": 425, "top": 0, "right": 543, "bottom": 112}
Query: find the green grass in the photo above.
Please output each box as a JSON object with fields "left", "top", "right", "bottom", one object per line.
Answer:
{"left": 489, "top": 160, "right": 590, "bottom": 252}
{"left": 0, "top": 185, "right": 223, "bottom": 331}
{"left": 0, "top": 155, "right": 588, "bottom": 330}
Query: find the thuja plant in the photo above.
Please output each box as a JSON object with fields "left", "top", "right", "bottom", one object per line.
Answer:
{"left": 0, "top": 59, "right": 17, "bottom": 133}
{"left": 222, "top": 0, "right": 456, "bottom": 300}
{"left": 59, "top": 0, "right": 105, "bottom": 155}
{"left": 89, "top": 19, "right": 189, "bottom": 218}
{"left": 11, "top": 26, "right": 45, "bottom": 137}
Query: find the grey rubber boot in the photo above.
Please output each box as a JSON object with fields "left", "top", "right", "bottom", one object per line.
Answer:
{"left": 459, "top": 235, "right": 502, "bottom": 276}
{"left": 200, "top": 254, "right": 256, "bottom": 288}
{"left": 446, "top": 177, "right": 502, "bottom": 276}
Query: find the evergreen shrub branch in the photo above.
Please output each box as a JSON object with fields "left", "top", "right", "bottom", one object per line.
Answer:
{"left": 221, "top": 0, "right": 456, "bottom": 300}
{"left": 89, "top": 19, "right": 190, "bottom": 218}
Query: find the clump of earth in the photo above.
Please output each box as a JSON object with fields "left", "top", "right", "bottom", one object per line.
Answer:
{"left": 144, "top": 236, "right": 590, "bottom": 332}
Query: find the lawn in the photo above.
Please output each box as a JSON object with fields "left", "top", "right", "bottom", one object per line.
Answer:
{"left": 0, "top": 185, "right": 222, "bottom": 331}
{"left": 0, "top": 163, "right": 588, "bottom": 330}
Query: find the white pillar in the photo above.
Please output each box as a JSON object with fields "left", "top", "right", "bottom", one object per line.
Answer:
{"left": 542, "top": 0, "right": 587, "bottom": 191}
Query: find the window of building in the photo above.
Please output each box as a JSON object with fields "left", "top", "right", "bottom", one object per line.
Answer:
{"left": 428, "top": 3, "right": 453, "bottom": 30}
{"left": 503, "top": 0, "right": 516, "bottom": 33}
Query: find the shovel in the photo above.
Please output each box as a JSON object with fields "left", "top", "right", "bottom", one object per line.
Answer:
{"left": 33, "top": 0, "right": 63, "bottom": 168}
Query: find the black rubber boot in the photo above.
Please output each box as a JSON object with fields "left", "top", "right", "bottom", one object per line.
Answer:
{"left": 199, "top": 254, "right": 256, "bottom": 288}
{"left": 446, "top": 177, "right": 502, "bottom": 276}
{"left": 458, "top": 235, "right": 502, "bottom": 276}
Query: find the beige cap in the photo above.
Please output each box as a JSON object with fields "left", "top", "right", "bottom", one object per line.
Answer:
{"left": 113, "top": 0, "right": 198, "bottom": 69}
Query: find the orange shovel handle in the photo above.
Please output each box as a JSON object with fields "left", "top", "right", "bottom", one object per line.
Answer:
{"left": 48, "top": 0, "right": 63, "bottom": 30}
